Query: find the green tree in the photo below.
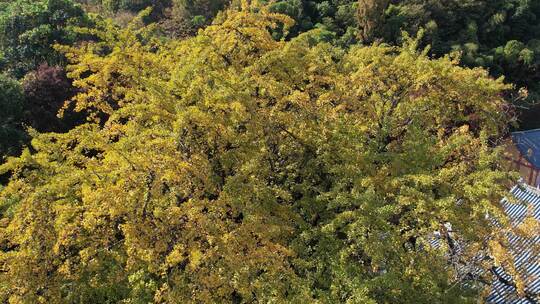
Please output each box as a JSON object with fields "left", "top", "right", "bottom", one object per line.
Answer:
{"left": 0, "top": 74, "right": 25, "bottom": 159}
{"left": 158, "top": 0, "right": 230, "bottom": 37}
{"left": 0, "top": 0, "right": 89, "bottom": 78}
{"left": 0, "top": 8, "right": 517, "bottom": 303}
{"left": 267, "top": 0, "right": 359, "bottom": 46}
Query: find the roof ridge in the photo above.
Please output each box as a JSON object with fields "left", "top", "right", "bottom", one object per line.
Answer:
{"left": 512, "top": 128, "right": 540, "bottom": 135}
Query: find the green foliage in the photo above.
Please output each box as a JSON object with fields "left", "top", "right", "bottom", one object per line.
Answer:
{"left": 0, "top": 74, "right": 25, "bottom": 159}
{"left": 0, "top": 0, "right": 89, "bottom": 78}
{"left": 0, "top": 9, "right": 514, "bottom": 303}
{"left": 268, "top": 0, "right": 359, "bottom": 46}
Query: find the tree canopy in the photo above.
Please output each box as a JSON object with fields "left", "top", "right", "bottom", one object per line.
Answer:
{"left": 0, "top": 0, "right": 537, "bottom": 164}
{"left": 0, "top": 8, "right": 517, "bottom": 303}
{"left": 240, "top": 0, "right": 540, "bottom": 128}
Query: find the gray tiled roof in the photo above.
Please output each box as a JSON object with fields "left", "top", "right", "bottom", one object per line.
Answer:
{"left": 427, "top": 183, "right": 540, "bottom": 302}
{"left": 486, "top": 184, "right": 540, "bottom": 303}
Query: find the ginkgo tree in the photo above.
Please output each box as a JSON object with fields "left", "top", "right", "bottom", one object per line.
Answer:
{"left": 0, "top": 5, "right": 518, "bottom": 304}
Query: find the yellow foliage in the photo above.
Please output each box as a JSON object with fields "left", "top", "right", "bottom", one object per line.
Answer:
{"left": 0, "top": 7, "right": 516, "bottom": 304}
